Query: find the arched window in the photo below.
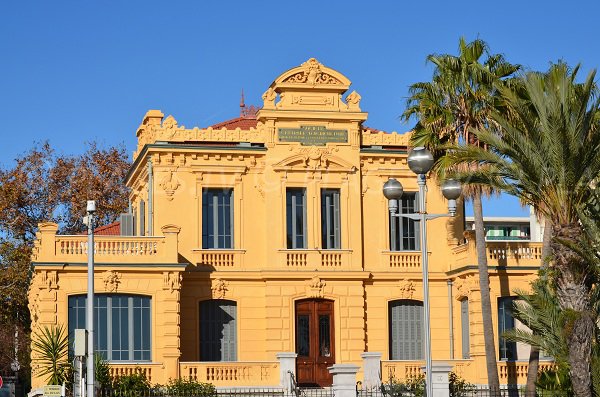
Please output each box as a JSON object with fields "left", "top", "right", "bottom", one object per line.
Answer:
{"left": 68, "top": 294, "right": 151, "bottom": 361}
{"left": 200, "top": 299, "right": 237, "bottom": 361}
{"left": 389, "top": 299, "right": 423, "bottom": 360}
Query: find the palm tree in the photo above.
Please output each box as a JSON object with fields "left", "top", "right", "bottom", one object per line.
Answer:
{"left": 442, "top": 62, "right": 600, "bottom": 397}
{"left": 402, "top": 37, "right": 520, "bottom": 391}
{"left": 32, "top": 324, "right": 71, "bottom": 385}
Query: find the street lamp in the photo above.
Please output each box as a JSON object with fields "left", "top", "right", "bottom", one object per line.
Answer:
{"left": 83, "top": 200, "right": 96, "bottom": 397}
{"left": 383, "top": 147, "right": 462, "bottom": 397}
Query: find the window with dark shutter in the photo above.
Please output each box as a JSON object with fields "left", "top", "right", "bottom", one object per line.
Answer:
{"left": 389, "top": 193, "right": 420, "bottom": 251}
{"left": 389, "top": 300, "right": 424, "bottom": 360}
{"left": 202, "top": 189, "right": 234, "bottom": 249}
{"left": 200, "top": 299, "right": 237, "bottom": 361}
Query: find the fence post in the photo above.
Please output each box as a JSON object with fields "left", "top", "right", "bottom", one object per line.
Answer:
{"left": 421, "top": 362, "right": 452, "bottom": 397}
{"left": 329, "top": 364, "right": 360, "bottom": 397}
{"left": 361, "top": 352, "right": 382, "bottom": 389}
{"left": 277, "top": 352, "right": 297, "bottom": 392}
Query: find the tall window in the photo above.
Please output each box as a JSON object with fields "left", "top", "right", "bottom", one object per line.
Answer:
{"left": 287, "top": 188, "right": 307, "bottom": 249}
{"left": 461, "top": 299, "right": 470, "bottom": 359}
{"left": 389, "top": 300, "right": 423, "bottom": 360}
{"left": 68, "top": 294, "right": 151, "bottom": 361}
{"left": 202, "top": 188, "right": 234, "bottom": 249}
{"left": 321, "top": 189, "right": 341, "bottom": 249}
{"left": 390, "top": 193, "right": 419, "bottom": 251}
{"left": 200, "top": 299, "right": 237, "bottom": 361}
{"left": 139, "top": 200, "right": 145, "bottom": 236}
{"left": 498, "top": 297, "right": 517, "bottom": 360}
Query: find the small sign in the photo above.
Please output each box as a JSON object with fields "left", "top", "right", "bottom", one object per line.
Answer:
{"left": 278, "top": 126, "right": 348, "bottom": 146}
{"left": 43, "top": 385, "right": 63, "bottom": 397}
{"left": 0, "top": 376, "right": 2, "bottom": 388}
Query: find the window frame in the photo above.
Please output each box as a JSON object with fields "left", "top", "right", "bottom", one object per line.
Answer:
{"left": 68, "top": 294, "right": 152, "bottom": 362}
{"left": 388, "top": 299, "right": 424, "bottom": 360}
{"left": 389, "top": 192, "right": 420, "bottom": 251}
{"left": 320, "top": 188, "right": 341, "bottom": 250}
{"left": 286, "top": 187, "right": 307, "bottom": 249}
{"left": 199, "top": 299, "right": 238, "bottom": 362}
{"left": 498, "top": 296, "right": 517, "bottom": 361}
{"left": 460, "top": 298, "right": 470, "bottom": 359}
{"left": 202, "top": 188, "right": 234, "bottom": 249}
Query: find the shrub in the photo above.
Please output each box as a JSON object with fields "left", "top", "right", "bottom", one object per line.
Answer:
{"left": 111, "top": 369, "right": 151, "bottom": 397}
{"left": 381, "top": 375, "right": 425, "bottom": 397}
{"left": 381, "top": 372, "right": 474, "bottom": 397}
{"left": 163, "top": 378, "right": 215, "bottom": 396}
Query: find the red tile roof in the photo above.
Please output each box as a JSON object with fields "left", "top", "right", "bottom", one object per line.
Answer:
{"left": 364, "top": 126, "right": 384, "bottom": 133}
{"left": 94, "top": 222, "right": 121, "bottom": 236}
{"left": 210, "top": 117, "right": 258, "bottom": 130}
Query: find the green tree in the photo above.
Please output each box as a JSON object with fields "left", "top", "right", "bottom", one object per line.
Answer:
{"left": 402, "top": 37, "right": 520, "bottom": 391}
{"left": 442, "top": 62, "right": 600, "bottom": 397}
{"left": 0, "top": 141, "right": 131, "bottom": 386}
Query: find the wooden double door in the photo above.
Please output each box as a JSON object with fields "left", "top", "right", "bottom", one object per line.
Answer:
{"left": 295, "top": 299, "right": 335, "bottom": 387}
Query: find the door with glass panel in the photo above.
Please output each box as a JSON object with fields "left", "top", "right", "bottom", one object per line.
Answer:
{"left": 295, "top": 299, "right": 335, "bottom": 386}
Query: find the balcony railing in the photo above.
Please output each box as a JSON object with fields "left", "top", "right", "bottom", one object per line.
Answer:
{"left": 180, "top": 362, "right": 279, "bottom": 386}
{"left": 498, "top": 361, "right": 556, "bottom": 384}
{"left": 452, "top": 236, "right": 543, "bottom": 270}
{"left": 382, "top": 360, "right": 555, "bottom": 385}
{"left": 32, "top": 223, "right": 180, "bottom": 264}
{"left": 279, "top": 249, "right": 352, "bottom": 269}
{"left": 191, "top": 249, "right": 246, "bottom": 269}
{"left": 382, "top": 251, "right": 422, "bottom": 270}
{"left": 109, "top": 363, "right": 163, "bottom": 384}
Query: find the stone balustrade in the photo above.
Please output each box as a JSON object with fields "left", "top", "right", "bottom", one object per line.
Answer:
{"left": 32, "top": 222, "right": 180, "bottom": 264}
{"left": 180, "top": 361, "right": 279, "bottom": 386}
{"left": 279, "top": 249, "right": 353, "bottom": 269}
{"left": 452, "top": 237, "right": 544, "bottom": 270}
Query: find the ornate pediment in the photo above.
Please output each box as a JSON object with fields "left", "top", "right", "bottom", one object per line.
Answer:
{"left": 273, "top": 147, "right": 356, "bottom": 172}
{"left": 276, "top": 58, "right": 350, "bottom": 88}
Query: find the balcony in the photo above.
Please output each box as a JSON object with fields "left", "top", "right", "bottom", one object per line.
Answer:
{"left": 279, "top": 249, "right": 352, "bottom": 269}
{"left": 191, "top": 249, "right": 246, "bottom": 269}
{"left": 32, "top": 223, "right": 180, "bottom": 264}
{"left": 381, "top": 251, "right": 422, "bottom": 271}
{"left": 180, "top": 361, "right": 279, "bottom": 387}
{"left": 452, "top": 233, "right": 543, "bottom": 270}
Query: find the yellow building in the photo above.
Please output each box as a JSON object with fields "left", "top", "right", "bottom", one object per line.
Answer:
{"left": 29, "top": 58, "right": 547, "bottom": 389}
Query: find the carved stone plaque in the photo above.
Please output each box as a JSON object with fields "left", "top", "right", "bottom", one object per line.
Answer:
{"left": 278, "top": 126, "right": 347, "bottom": 146}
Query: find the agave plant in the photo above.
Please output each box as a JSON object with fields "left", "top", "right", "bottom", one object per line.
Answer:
{"left": 32, "top": 324, "right": 71, "bottom": 385}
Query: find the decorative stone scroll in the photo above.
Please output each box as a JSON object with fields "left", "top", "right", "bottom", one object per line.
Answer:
{"left": 282, "top": 58, "right": 342, "bottom": 86}
{"left": 306, "top": 276, "right": 326, "bottom": 298}
{"left": 454, "top": 275, "right": 479, "bottom": 300}
{"left": 103, "top": 270, "right": 121, "bottom": 292}
{"left": 163, "top": 271, "right": 182, "bottom": 293}
{"left": 398, "top": 279, "right": 416, "bottom": 299}
{"left": 211, "top": 278, "right": 229, "bottom": 299}
{"left": 345, "top": 90, "right": 361, "bottom": 111}
{"left": 160, "top": 171, "right": 180, "bottom": 201}
{"left": 40, "top": 270, "right": 58, "bottom": 290}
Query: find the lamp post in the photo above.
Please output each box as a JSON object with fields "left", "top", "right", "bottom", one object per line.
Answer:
{"left": 83, "top": 200, "right": 96, "bottom": 397}
{"left": 383, "top": 147, "right": 461, "bottom": 397}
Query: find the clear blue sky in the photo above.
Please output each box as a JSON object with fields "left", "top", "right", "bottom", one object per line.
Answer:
{"left": 1, "top": 0, "right": 598, "bottom": 217}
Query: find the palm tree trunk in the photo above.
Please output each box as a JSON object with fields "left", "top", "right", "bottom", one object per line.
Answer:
{"left": 524, "top": 222, "right": 552, "bottom": 396}
{"left": 552, "top": 222, "right": 594, "bottom": 397}
{"left": 472, "top": 191, "right": 500, "bottom": 391}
